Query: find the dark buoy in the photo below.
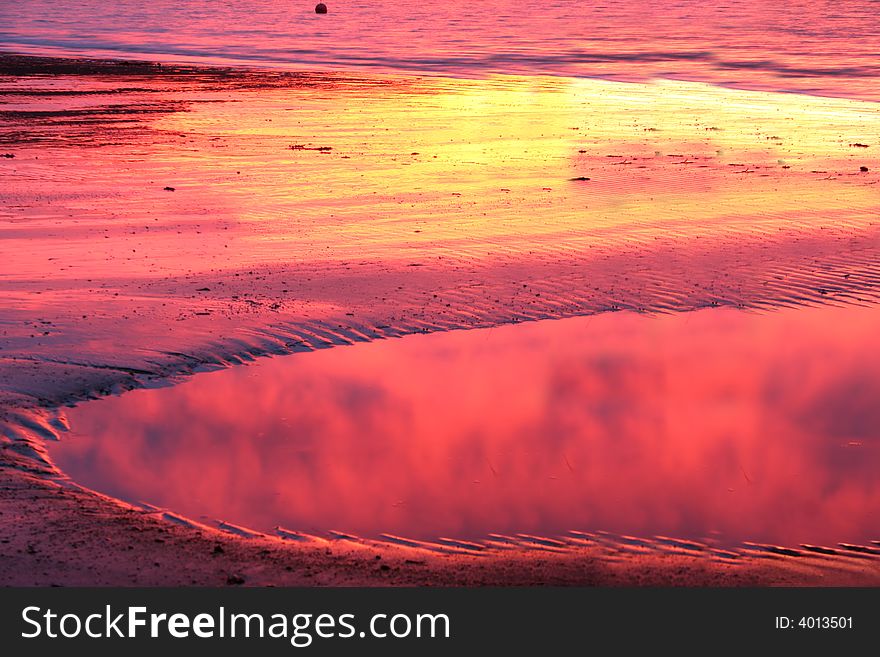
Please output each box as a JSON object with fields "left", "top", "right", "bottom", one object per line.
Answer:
{"left": 315, "top": 3, "right": 328, "bottom": 13}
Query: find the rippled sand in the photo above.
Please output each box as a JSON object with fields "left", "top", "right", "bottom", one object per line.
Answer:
{"left": 50, "top": 306, "right": 880, "bottom": 551}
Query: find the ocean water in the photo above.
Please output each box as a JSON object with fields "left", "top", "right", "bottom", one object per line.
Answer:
{"left": 2, "top": 0, "right": 880, "bottom": 98}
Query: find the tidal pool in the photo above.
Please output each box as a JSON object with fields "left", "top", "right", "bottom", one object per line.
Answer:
{"left": 51, "top": 305, "right": 880, "bottom": 547}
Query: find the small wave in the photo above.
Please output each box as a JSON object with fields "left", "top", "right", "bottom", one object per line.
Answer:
{"left": 2, "top": 0, "right": 880, "bottom": 100}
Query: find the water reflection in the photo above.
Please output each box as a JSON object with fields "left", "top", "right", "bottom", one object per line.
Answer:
{"left": 3, "top": 0, "right": 880, "bottom": 100}
{"left": 53, "top": 305, "right": 880, "bottom": 546}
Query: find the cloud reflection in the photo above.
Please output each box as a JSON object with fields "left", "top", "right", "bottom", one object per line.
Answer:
{"left": 54, "top": 305, "right": 880, "bottom": 546}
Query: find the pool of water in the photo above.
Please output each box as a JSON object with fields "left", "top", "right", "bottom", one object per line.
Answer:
{"left": 51, "top": 304, "right": 880, "bottom": 547}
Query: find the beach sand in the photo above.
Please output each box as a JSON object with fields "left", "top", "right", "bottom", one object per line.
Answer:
{"left": 2, "top": 54, "right": 879, "bottom": 585}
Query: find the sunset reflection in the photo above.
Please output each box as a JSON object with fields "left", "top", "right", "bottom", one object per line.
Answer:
{"left": 54, "top": 304, "right": 880, "bottom": 547}
{"left": 5, "top": 0, "right": 880, "bottom": 590}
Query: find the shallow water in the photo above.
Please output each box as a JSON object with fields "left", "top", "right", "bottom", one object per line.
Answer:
{"left": 52, "top": 304, "right": 880, "bottom": 547}
{"left": 3, "top": 0, "right": 880, "bottom": 100}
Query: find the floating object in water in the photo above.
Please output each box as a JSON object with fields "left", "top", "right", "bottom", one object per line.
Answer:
{"left": 315, "top": 3, "right": 328, "bottom": 13}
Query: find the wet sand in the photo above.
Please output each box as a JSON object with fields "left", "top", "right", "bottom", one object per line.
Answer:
{"left": 2, "top": 53, "right": 879, "bottom": 585}
{"left": 11, "top": 465, "right": 880, "bottom": 587}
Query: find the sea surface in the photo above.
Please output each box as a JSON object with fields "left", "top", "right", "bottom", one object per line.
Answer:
{"left": 2, "top": 0, "right": 880, "bottom": 99}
